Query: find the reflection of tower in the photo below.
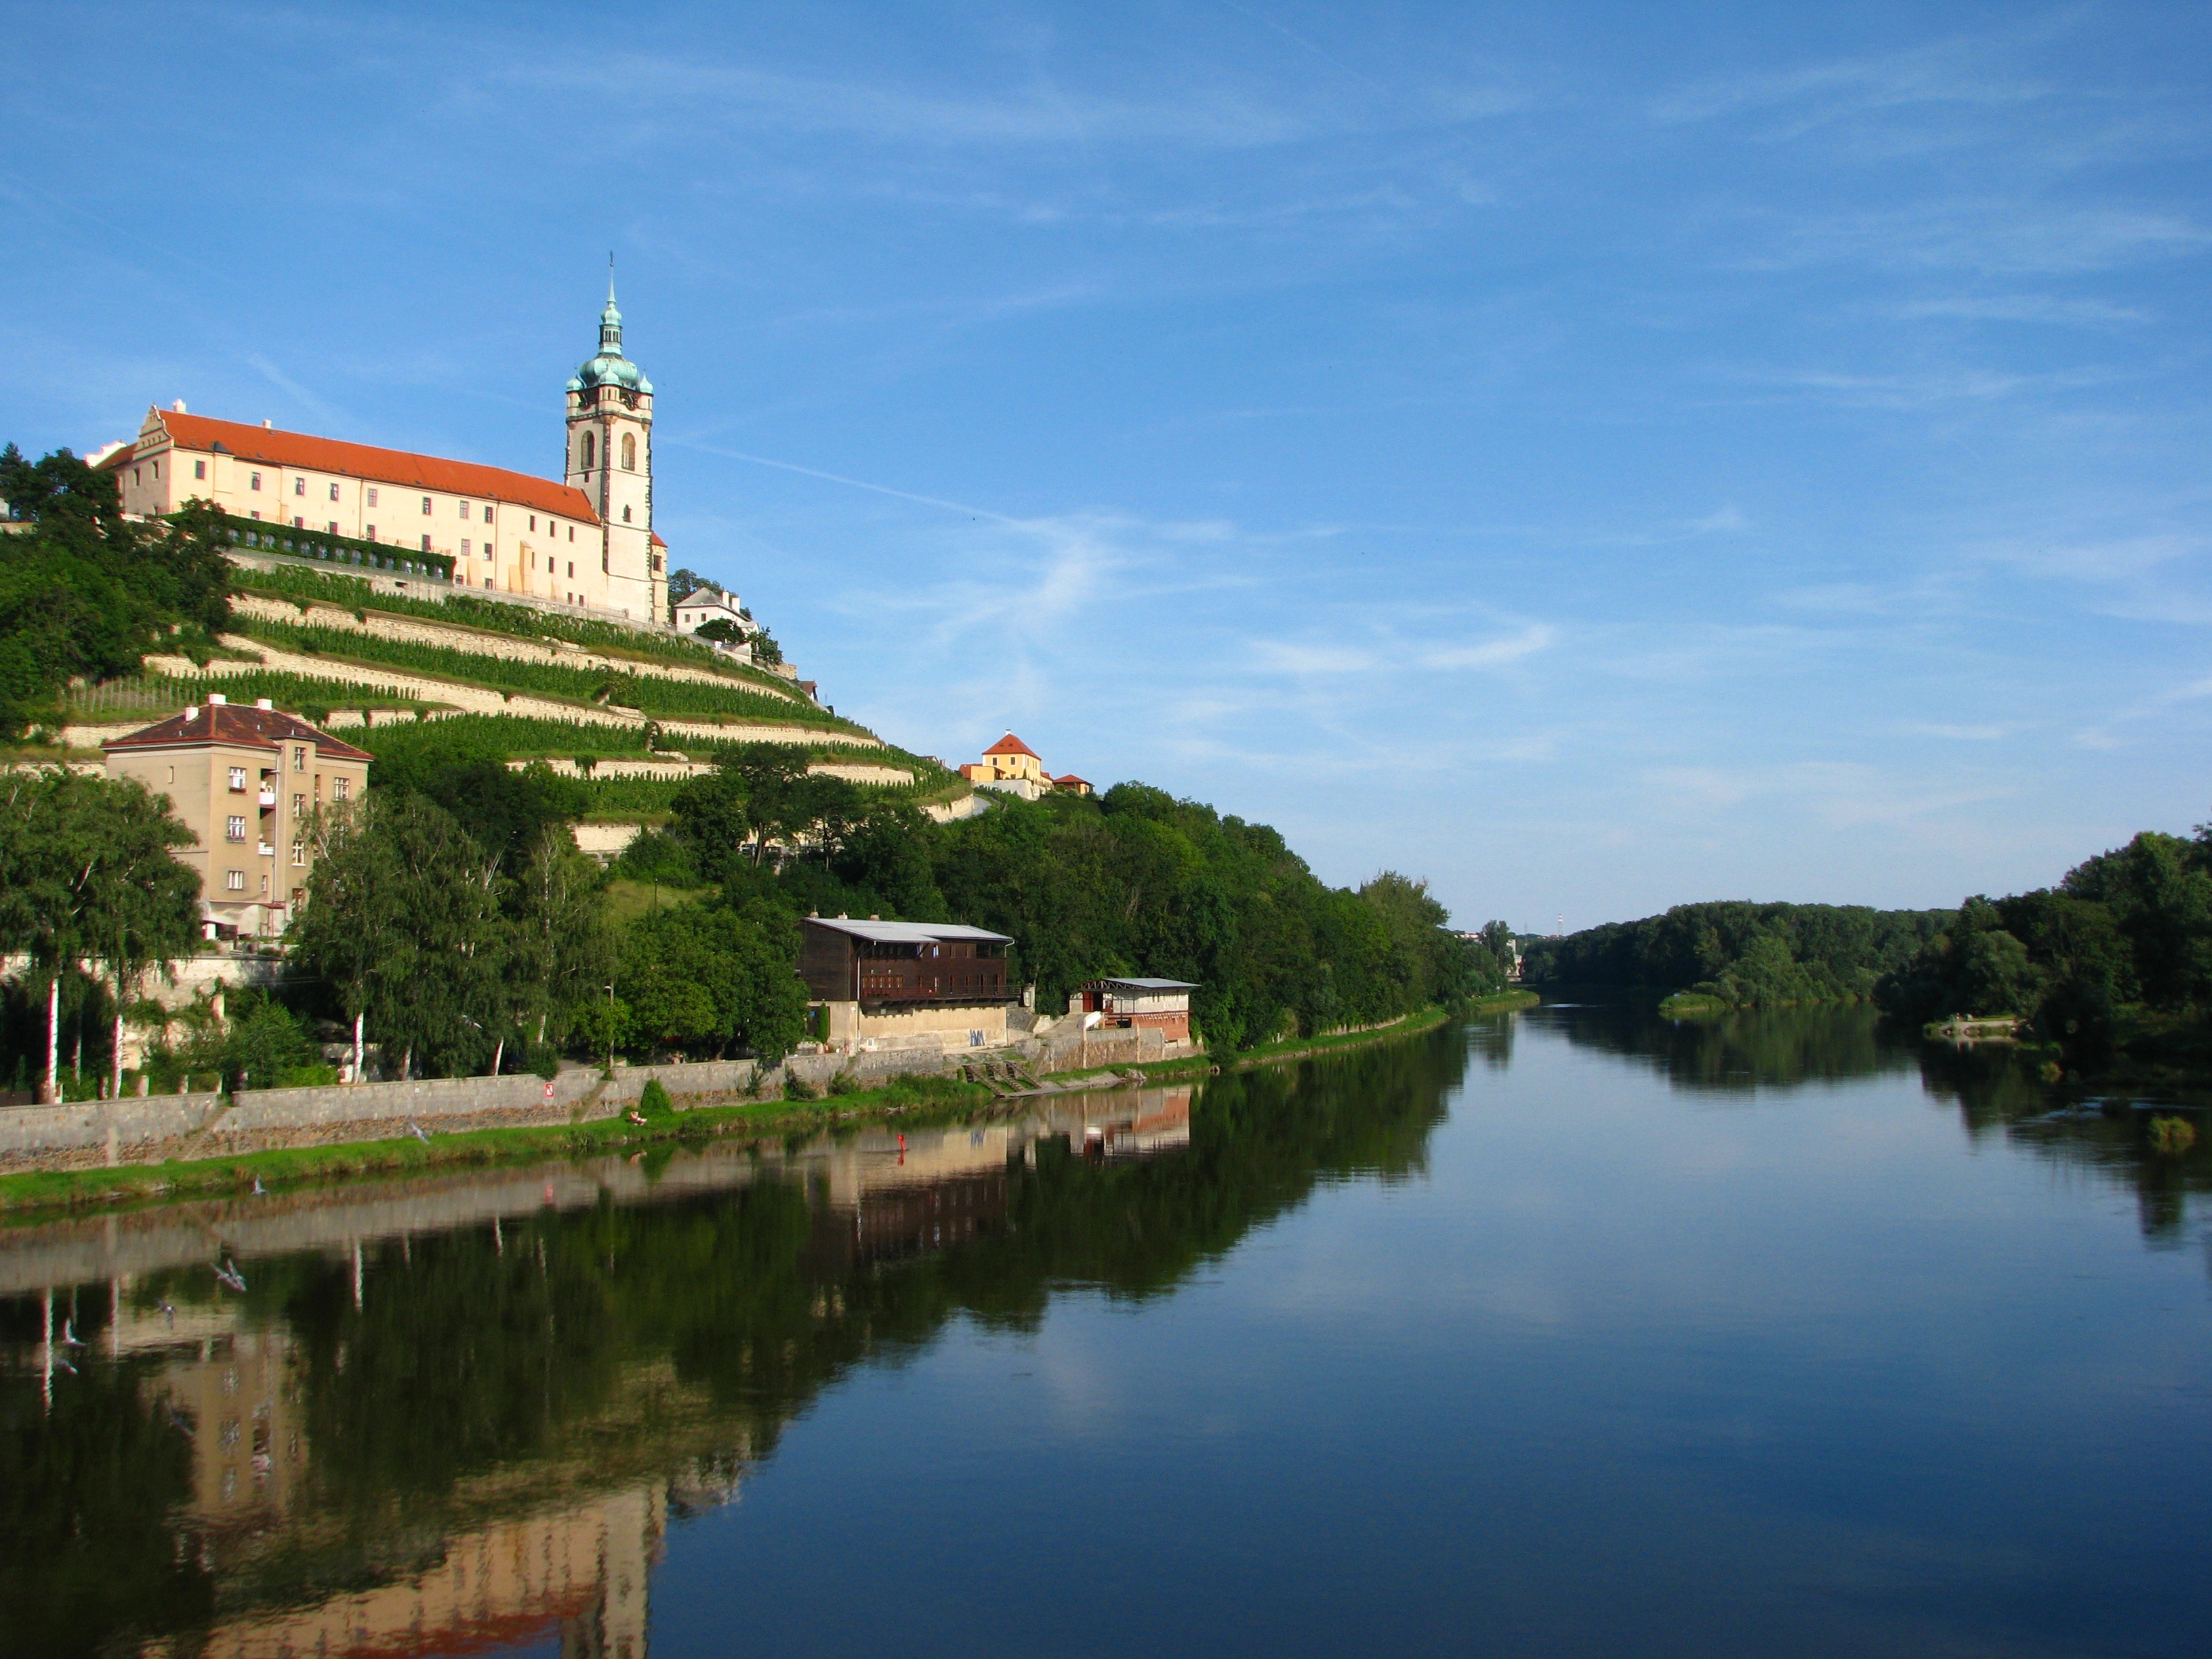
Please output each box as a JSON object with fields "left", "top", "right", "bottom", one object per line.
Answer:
{"left": 565, "top": 276, "right": 663, "bottom": 623}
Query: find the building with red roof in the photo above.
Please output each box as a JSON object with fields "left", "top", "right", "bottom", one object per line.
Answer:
{"left": 103, "top": 694, "right": 372, "bottom": 939}
{"left": 103, "top": 285, "right": 670, "bottom": 623}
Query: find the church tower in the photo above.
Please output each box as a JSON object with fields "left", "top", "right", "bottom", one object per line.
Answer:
{"left": 565, "top": 280, "right": 664, "bottom": 621}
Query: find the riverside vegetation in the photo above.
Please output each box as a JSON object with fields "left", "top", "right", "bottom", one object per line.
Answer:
{"left": 1, "top": 444, "right": 1514, "bottom": 1098}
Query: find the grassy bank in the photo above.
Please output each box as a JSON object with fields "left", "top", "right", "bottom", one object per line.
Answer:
{"left": 0, "top": 1073, "right": 1000, "bottom": 1217}
{"left": 0, "top": 992, "right": 1541, "bottom": 1218}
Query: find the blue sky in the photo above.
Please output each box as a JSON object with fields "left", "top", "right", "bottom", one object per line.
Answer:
{"left": 4, "top": 3, "right": 2208, "bottom": 931}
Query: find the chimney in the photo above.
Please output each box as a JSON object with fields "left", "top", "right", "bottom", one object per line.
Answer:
{"left": 184, "top": 705, "right": 200, "bottom": 721}
{"left": 171, "top": 399, "right": 186, "bottom": 413}
{"left": 255, "top": 698, "right": 274, "bottom": 711}
{"left": 207, "top": 692, "right": 228, "bottom": 706}
{"left": 262, "top": 418, "right": 272, "bottom": 429}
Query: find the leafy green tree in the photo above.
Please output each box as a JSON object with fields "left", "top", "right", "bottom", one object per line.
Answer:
{"left": 504, "top": 834, "right": 611, "bottom": 1063}
{"left": 0, "top": 771, "right": 198, "bottom": 1099}
{"left": 291, "top": 794, "right": 508, "bottom": 1078}
{"left": 614, "top": 900, "right": 808, "bottom": 1061}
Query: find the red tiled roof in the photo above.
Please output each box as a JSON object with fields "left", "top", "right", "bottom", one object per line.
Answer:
{"left": 144, "top": 411, "right": 598, "bottom": 525}
{"left": 651, "top": 532, "right": 667, "bottom": 548}
{"left": 983, "top": 732, "right": 1038, "bottom": 759}
{"left": 1055, "top": 773, "right": 1090, "bottom": 786}
{"left": 103, "top": 700, "right": 373, "bottom": 762}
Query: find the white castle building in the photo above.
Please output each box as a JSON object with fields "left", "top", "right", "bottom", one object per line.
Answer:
{"left": 104, "top": 286, "right": 670, "bottom": 621}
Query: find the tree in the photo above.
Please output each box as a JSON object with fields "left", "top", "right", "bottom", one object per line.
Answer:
{"left": 614, "top": 901, "right": 808, "bottom": 1063}
{"left": 505, "top": 834, "right": 611, "bottom": 1065}
{"left": 693, "top": 618, "right": 745, "bottom": 646}
{"left": 291, "top": 794, "right": 508, "bottom": 1079}
{"left": 0, "top": 771, "right": 198, "bottom": 1100}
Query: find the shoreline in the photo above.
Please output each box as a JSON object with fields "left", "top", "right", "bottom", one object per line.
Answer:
{"left": 0, "top": 994, "right": 1537, "bottom": 1218}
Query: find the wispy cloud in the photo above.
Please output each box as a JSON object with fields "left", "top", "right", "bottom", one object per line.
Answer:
{"left": 1420, "top": 623, "right": 1557, "bottom": 670}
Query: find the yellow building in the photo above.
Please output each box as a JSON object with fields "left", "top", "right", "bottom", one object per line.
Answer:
{"left": 102, "top": 694, "right": 371, "bottom": 939}
{"left": 104, "top": 286, "right": 669, "bottom": 622}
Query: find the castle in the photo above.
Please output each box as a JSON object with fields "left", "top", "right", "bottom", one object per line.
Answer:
{"left": 102, "top": 285, "right": 670, "bottom": 622}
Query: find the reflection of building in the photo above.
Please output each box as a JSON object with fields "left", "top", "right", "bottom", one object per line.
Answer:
{"left": 1073, "top": 977, "right": 1200, "bottom": 1045}
{"left": 102, "top": 693, "right": 371, "bottom": 939}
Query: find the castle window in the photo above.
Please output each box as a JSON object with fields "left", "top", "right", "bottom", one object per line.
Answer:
{"left": 366, "top": 525, "right": 375, "bottom": 540}
{"left": 483, "top": 504, "right": 493, "bottom": 523}
{"left": 293, "top": 516, "right": 304, "bottom": 529}
{"left": 622, "top": 506, "right": 632, "bottom": 522}
{"left": 133, "top": 467, "right": 142, "bottom": 485}
{"left": 250, "top": 472, "right": 262, "bottom": 491}
{"left": 367, "top": 487, "right": 377, "bottom": 507}
{"left": 484, "top": 545, "right": 493, "bottom": 562}
{"left": 421, "top": 496, "right": 432, "bottom": 514}
{"left": 421, "top": 535, "right": 432, "bottom": 552}
{"left": 329, "top": 482, "right": 340, "bottom": 501}
{"left": 226, "top": 869, "right": 245, "bottom": 892}
{"left": 581, "top": 432, "right": 596, "bottom": 470}
{"left": 567, "top": 560, "right": 574, "bottom": 577}
{"left": 620, "top": 432, "right": 636, "bottom": 470}
{"left": 529, "top": 514, "right": 537, "bottom": 531}
{"left": 568, "top": 526, "right": 575, "bottom": 541}
{"left": 294, "top": 476, "right": 305, "bottom": 495}
{"left": 327, "top": 520, "right": 337, "bottom": 533}
{"left": 459, "top": 500, "right": 471, "bottom": 518}
{"left": 461, "top": 539, "right": 470, "bottom": 558}
{"left": 194, "top": 459, "right": 207, "bottom": 480}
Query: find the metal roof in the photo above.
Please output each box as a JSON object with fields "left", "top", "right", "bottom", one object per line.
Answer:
{"left": 804, "top": 916, "right": 1011, "bottom": 946}
{"left": 1093, "top": 977, "right": 1200, "bottom": 991}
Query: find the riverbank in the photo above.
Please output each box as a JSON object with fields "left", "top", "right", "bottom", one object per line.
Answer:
{"left": 0, "top": 994, "right": 1538, "bottom": 1216}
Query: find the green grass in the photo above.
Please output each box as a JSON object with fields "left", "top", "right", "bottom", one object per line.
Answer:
{"left": 232, "top": 616, "right": 863, "bottom": 729}
{"left": 601, "top": 878, "right": 714, "bottom": 924}
{"left": 0, "top": 1071, "right": 1000, "bottom": 1216}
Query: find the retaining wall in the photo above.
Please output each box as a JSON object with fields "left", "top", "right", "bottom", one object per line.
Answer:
{"left": 219, "top": 1069, "right": 605, "bottom": 1132}
{"left": 0, "top": 1094, "right": 226, "bottom": 1162}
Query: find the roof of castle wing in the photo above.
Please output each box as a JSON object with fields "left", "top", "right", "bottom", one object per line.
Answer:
{"left": 983, "top": 733, "right": 1039, "bottom": 759}
{"left": 103, "top": 701, "right": 372, "bottom": 761}
{"left": 137, "top": 411, "right": 600, "bottom": 525}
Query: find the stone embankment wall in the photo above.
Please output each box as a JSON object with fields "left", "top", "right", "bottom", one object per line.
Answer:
{"left": 0, "top": 1021, "right": 1191, "bottom": 1174}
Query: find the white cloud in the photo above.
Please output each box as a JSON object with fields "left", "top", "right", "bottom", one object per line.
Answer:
{"left": 1420, "top": 623, "right": 1557, "bottom": 670}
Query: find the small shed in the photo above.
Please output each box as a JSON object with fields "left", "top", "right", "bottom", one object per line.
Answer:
{"left": 1076, "top": 977, "right": 1200, "bottom": 1044}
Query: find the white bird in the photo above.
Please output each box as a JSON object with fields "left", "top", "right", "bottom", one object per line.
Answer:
{"left": 407, "top": 1119, "right": 432, "bottom": 1145}
{"left": 251, "top": 1175, "right": 268, "bottom": 1197}
{"left": 213, "top": 1259, "right": 247, "bottom": 1293}
{"left": 60, "top": 1319, "right": 85, "bottom": 1347}
{"left": 161, "top": 1302, "right": 176, "bottom": 1326}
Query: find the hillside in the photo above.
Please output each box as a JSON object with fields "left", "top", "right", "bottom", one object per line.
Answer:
{"left": 1, "top": 470, "right": 970, "bottom": 842}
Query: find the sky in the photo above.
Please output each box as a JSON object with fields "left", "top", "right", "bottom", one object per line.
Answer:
{"left": 3, "top": 2, "right": 2208, "bottom": 933}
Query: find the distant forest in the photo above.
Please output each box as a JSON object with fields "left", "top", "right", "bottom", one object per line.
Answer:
{"left": 1520, "top": 901, "right": 1949, "bottom": 1008}
{"left": 1875, "top": 827, "right": 2212, "bottom": 1078}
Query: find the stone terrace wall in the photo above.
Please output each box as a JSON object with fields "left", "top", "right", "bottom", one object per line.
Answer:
{"left": 0, "top": 1094, "right": 226, "bottom": 1163}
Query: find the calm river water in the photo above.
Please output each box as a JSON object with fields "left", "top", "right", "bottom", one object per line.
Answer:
{"left": 4, "top": 1005, "right": 2210, "bottom": 1658}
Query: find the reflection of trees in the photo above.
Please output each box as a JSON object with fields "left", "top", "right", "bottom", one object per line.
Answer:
{"left": 0, "top": 1334, "right": 213, "bottom": 1656}
{"left": 1541, "top": 1002, "right": 1913, "bottom": 1092}
{"left": 1917, "top": 1044, "right": 2212, "bottom": 1242}
{"left": 0, "top": 1027, "right": 1464, "bottom": 1654}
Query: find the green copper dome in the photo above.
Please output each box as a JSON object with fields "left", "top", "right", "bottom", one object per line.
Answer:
{"left": 572, "top": 282, "right": 652, "bottom": 395}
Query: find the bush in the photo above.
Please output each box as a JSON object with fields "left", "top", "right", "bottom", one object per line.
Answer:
{"left": 782, "top": 1071, "right": 819, "bottom": 1101}
{"left": 2148, "top": 1115, "right": 2197, "bottom": 1156}
{"left": 827, "top": 1069, "right": 861, "bottom": 1096}
{"left": 527, "top": 1044, "right": 561, "bottom": 1080}
{"left": 638, "top": 1078, "right": 674, "bottom": 1117}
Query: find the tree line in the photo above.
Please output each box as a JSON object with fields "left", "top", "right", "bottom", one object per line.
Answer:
{"left": 0, "top": 445, "right": 232, "bottom": 738}
{"left": 1520, "top": 900, "right": 1948, "bottom": 1008}
{"left": 1874, "top": 827, "right": 2212, "bottom": 1075}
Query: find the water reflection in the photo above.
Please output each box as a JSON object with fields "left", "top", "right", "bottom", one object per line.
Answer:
{"left": 0, "top": 1031, "right": 1467, "bottom": 1658}
{"left": 1534, "top": 1000, "right": 1915, "bottom": 1092}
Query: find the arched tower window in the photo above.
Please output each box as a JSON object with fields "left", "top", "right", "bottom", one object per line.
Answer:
{"left": 620, "top": 432, "right": 636, "bottom": 471}
{"left": 580, "top": 432, "right": 596, "bottom": 472}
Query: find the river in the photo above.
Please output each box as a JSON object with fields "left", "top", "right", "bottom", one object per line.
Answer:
{"left": 3, "top": 1004, "right": 2207, "bottom": 1658}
